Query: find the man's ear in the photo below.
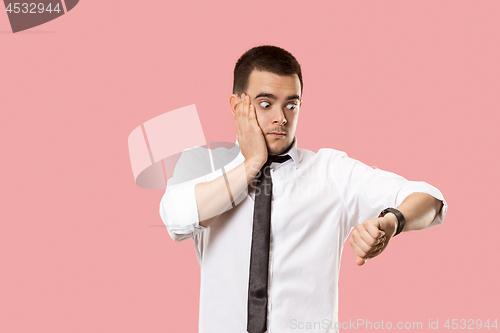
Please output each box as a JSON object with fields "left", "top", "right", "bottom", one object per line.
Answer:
{"left": 299, "top": 100, "right": 303, "bottom": 108}
{"left": 229, "top": 94, "right": 241, "bottom": 116}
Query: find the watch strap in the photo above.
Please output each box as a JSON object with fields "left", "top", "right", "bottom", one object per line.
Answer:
{"left": 379, "top": 208, "right": 406, "bottom": 236}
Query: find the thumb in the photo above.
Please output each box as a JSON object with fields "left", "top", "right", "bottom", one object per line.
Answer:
{"left": 356, "top": 256, "right": 368, "bottom": 266}
{"left": 372, "top": 218, "right": 386, "bottom": 238}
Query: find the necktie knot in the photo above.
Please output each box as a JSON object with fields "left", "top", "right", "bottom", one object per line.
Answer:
{"left": 267, "top": 154, "right": 291, "bottom": 165}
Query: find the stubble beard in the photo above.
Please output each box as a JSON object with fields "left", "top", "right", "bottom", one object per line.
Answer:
{"left": 267, "top": 136, "right": 295, "bottom": 156}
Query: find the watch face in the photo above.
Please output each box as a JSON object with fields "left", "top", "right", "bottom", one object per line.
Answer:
{"left": 379, "top": 208, "right": 391, "bottom": 217}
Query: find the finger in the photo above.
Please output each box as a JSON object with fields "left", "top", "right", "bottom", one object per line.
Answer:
{"left": 240, "top": 93, "right": 247, "bottom": 108}
{"left": 234, "top": 94, "right": 243, "bottom": 117}
{"left": 248, "top": 102, "right": 257, "bottom": 121}
{"left": 242, "top": 93, "right": 249, "bottom": 117}
{"left": 366, "top": 242, "right": 385, "bottom": 256}
{"left": 237, "top": 95, "right": 252, "bottom": 129}
{"left": 349, "top": 236, "right": 368, "bottom": 258}
{"left": 365, "top": 248, "right": 383, "bottom": 260}
{"left": 357, "top": 225, "right": 380, "bottom": 248}
{"left": 352, "top": 226, "right": 385, "bottom": 254}
{"left": 368, "top": 236, "right": 386, "bottom": 248}
{"left": 351, "top": 228, "right": 372, "bottom": 254}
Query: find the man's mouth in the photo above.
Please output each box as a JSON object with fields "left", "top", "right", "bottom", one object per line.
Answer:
{"left": 269, "top": 132, "right": 286, "bottom": 137}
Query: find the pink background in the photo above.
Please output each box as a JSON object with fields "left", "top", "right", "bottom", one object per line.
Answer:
{"left": 1, "top": 1, "right": 499, "bottom": 332}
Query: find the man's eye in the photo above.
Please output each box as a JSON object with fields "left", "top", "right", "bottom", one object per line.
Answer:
{"left": 259, "top": 101, "right": 271, "bottom": 109}
{"left": 286, "top": 103, "right": 297, "bottom": 110}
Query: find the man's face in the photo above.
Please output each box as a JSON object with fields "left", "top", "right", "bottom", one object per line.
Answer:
{"left": 245, "top": 69, "right": 302, "bottom": 155}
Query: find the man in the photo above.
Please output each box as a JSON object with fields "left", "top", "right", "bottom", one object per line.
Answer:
{"left": 160, "top": 45, "right": 446, "bottom": 333}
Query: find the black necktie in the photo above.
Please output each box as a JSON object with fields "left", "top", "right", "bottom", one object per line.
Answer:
{"left": 247, "top": 154, "right": 292, "bottom": 333}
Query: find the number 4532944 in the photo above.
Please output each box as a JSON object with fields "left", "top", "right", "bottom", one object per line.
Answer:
{"left": 5, "top": 3, "right": 61, "bottom": 14}
{"left": 444, "top": 319, "right": 498, "bottom": 329}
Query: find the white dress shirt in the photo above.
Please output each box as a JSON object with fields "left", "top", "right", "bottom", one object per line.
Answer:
{"left": 159, "top": 137, "right": 447, "bottom": 333}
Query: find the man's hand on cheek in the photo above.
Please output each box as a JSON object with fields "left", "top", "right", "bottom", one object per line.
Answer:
{"left": 233, "top": 93, "right": 268, "bottom": 166}
{"left": 349, "top": 216, "right": 397, "bottom": 266}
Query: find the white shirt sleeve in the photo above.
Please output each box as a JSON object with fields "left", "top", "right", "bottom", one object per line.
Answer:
{"left": 330, "top": 151, "right": 447, "bottom": 230}
{"left": 160, "top": 179, "right": 208, "bottom": 242}
{"left": 159, "top": 145, "right": 244, "bottom": 242}
{"left": 159, "top": 147, "right": 211, "bottom": 242}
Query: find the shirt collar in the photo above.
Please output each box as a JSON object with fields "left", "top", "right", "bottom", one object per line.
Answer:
{"left": 234, "top": 136, "right": 299, "bottom": 168}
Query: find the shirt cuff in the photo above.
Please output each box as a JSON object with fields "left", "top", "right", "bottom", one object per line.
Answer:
{"left": 160, "top": 180, "right": 208, "bottom": 242}
{"left": 396, "top": 181, "right": 448, "bottom": 228}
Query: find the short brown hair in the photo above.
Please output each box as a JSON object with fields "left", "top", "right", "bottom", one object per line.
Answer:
{"left": 233, "top": 45, "right": 303, "bottom": 96}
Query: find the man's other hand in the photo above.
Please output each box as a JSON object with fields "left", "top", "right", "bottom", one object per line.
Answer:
{"left": 349, "top": 215, "right": 398, "bottom": 266}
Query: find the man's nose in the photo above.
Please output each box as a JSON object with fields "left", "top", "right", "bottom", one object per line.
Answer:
{"left": 272, "top": 107, "right": 287, "bottom": 125}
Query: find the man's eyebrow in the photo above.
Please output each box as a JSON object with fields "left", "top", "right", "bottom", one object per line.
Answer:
{"left": 255, "top": 93, "right": 301, "bottom": 100}
{"left": 255, "top": 93, "right": 277, "bottom": 99}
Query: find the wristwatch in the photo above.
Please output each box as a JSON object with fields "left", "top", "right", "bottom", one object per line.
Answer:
{"left": 379, "top": 208, "right": 406, "bottom": 236}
